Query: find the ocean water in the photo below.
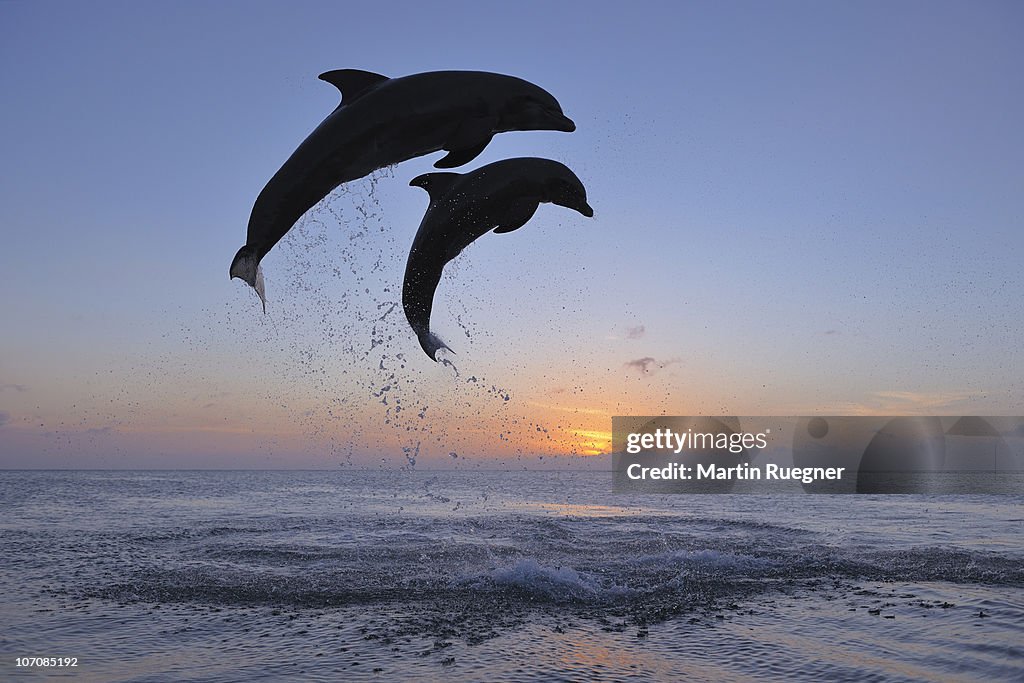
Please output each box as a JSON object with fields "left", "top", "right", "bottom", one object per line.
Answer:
{"left": 1, "top": 470, "right": 1022, "bottom": 682}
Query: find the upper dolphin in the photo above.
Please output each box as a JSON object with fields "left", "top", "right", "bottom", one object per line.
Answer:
{"left": 403, "top": 157, "right": 594, "bottom": 360}
{"left": 230, "top": 69, "right": 577, "bottom": 308}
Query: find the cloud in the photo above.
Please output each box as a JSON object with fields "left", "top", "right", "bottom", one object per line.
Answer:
{"left": 624, "top": 357, "right": 681, "bottom": 375}
{"left": 0, "top": 383, "right": 28, "bottom": 393}
{"left": 527, "top": 401, "right": 609, "bottom": 416}
{"left": 625, "top": 357, "right": 656, "bottom": 373}
{"left": 0, "top": 411, "right": 10, "bottom": 427}
{"left": 626, "top": 325, "right": 646, "bottom": 340}
{"left": 807, "top": 390, "right": 979, "bottom": 415}
{"left": 872, "top": 390, "right": 975, "bottom": 411}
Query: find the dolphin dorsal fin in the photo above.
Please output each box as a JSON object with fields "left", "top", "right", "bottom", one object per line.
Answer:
{"left": 410, "top": 172, "right": 460, "bottom": 201}
{"left": 317, "top": 69, "right": 388, "bottom": 105}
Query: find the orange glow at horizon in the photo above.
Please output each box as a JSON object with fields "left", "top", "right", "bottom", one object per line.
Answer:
{"left": 572, "top": 429, "right": 613, "bottom": 456}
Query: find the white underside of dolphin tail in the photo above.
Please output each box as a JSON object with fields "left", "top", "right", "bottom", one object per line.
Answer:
{"left": 253, "top": 263, "right": 266, "bottom": 313}
{"left": 422, "top": 330, "right": 453, "bottom": 362}
{"left": 230, "top": 247, "right": 267, "bottom": 313}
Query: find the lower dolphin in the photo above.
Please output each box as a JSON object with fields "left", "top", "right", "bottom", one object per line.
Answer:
{"left": 402, "top": 157, "right": 594, "bottom": 360}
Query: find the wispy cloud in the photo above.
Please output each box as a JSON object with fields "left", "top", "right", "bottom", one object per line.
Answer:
{"left": 0, "top": 411, "right": 9, "bottom": 427}
{"left": 805, "top": 390, "right": 980, "bottom": 415}
{"left": 624, "top": 357, "right": 681, "bottom": 375}
{"left": 0, "top": 383, "right": 28, "bottom": 393}
{"left": 873, "top": 390, "right": 977, "bottom": 411}
{"left": 527, "top": 401, "right": 610, "bottom": 416}
{"left": 626, "top": 325, "right": 646, "bottom": 339}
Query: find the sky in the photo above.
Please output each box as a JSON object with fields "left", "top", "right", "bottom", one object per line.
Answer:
{"left": 1, "top": 1, "right": 1022, "bottom": 468}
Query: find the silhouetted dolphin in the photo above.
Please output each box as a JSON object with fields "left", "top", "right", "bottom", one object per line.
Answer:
{"left": 403, "top": 157, "right": 594, "bottom": 360}
{"left": 230, "top": 69, "right": 577, "bottom": 308}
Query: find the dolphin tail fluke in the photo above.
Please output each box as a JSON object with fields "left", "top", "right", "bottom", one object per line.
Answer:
{"left": 419, "top": 330, "right": 453, "bottom": 362}
{"left": 230, "top": 245, "right": 267, "bottom": 312}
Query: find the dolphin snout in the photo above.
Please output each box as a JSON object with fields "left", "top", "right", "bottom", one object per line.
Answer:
{"left": 578, "top": 202, "right": 594, "bottom": 218}
{"left": 554, "top": 114, "right": 576, "bottom": 132}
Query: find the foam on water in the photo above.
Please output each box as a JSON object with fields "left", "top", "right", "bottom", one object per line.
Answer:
{"left": 467, "top": 558, "right": 627, "bottom": 603}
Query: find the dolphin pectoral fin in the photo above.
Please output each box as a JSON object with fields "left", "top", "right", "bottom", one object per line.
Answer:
{"left": 493, "top": 200, "right": 539, "bottom": 234}
{"left": 435, "top": 117, "right": 496, "bottom": 168}
{"left": 434, "top": 138, "right": 492, "bottom": 169}
{"left": 317, "top": 69, "right": 389, "bottom": 106}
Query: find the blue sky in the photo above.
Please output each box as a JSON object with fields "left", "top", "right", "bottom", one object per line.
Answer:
{"left": 1, "top": 1, "right": 1022, "bottom": 467}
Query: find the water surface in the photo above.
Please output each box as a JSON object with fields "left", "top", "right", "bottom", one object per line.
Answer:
{"left": 2, "top": 470, "right": 1021, "bottom": 681}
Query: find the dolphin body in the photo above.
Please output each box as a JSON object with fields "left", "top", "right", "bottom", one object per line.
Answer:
{"left": 230, "top": 69, "right": 577, "bottom": 308}
{"left": 403, "top": 157, "right": 594, "bottom": 360}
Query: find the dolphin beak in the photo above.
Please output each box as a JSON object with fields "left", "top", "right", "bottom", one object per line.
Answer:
{"left": 578, "top": 202, "right": 594, "bottom": 218}
{"left": 551, "top": 113, "right": 576, "bottom": 132}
